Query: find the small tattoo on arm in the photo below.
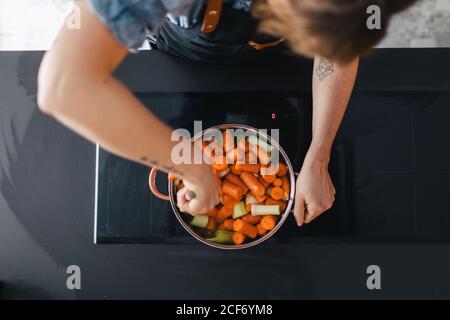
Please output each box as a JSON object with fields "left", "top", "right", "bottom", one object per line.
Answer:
{"left": 140, "top": 157, "right": 184, "bottom": 176}
{"left": 316, "top": 58, "right": 334, "bottom": 81}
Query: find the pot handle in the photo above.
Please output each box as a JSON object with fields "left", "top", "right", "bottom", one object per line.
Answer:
{"left": 149, "top": 168, "right": 170, "bottom": 201}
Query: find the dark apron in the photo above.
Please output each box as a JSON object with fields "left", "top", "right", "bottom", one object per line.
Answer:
{"left": 151, "top": 0, "right": 286, "bottom": 64}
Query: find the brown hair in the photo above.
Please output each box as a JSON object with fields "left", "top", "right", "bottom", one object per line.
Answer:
{"left": 252, "top": 0, "right": 418, "bottom": 63}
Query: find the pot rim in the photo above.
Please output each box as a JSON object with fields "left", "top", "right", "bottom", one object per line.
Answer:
{"left": 168, "top": 124, "right": 296, "bottom": 249}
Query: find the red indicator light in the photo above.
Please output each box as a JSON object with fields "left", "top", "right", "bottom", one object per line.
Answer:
{"left": 271, "top": 113, "right": 276, "bottom": 119}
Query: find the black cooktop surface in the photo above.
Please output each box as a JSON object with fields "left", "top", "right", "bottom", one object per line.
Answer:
{"left": 95, "top": 91, "right": 450, "bottom": 245}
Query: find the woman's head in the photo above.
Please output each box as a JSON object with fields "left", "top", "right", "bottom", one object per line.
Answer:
{"left": 253, "top": 0, "right": 417, "bottom": 63}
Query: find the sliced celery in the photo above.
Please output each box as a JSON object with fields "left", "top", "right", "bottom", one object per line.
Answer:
{"left": 207, "top": 230, "right": 233, "bottom": 244}
{"left": 251, "top": 204, "right": 281, "bottom": 216}
{"left": 232, "top": 201, "right": 247, "bottom": 219}
{"left": 190, "top": 215, "right": 209, "bottom": 228}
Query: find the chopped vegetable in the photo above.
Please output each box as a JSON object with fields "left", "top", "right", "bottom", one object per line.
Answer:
{"left": 277, "top": 163, "right": 288, "bottom": 177}
{"left": 204, "top": 207, "right": 218, "bottom": 218}
{"left": 232, "top": 201, "right": 248, "bottom": 219}
{"left": 240, "top": 171, "right": 265, "bottom": 197}
{"left": 218, "top": 167, "right": 230, "bottom": 178}
{"left": 245, "top": 193, "right": 258, "bottom": 206}
{"left": 190, "top": 215, "right": 209, "bottom": 228}
{"left": 232, "top": 232, "right": 246, "bottom": 245}
{"left": 235, "top": 163, "right": 260, "bottom": 173}
{"left": 251, "top": 204, "right": 281, "bottom": 216}
{"left": 261, "top": 215, "right": 277, "bottom": 231}
{"left": 222, "top": 219, "right": 235, "bottom": 231}
{"left": 230, "top": 164, "right": 242, "bottom": 175}
{"left": 270, "top": 187, "right": 284, "bottom": 200}
{"left": 224, "top": 173, "right": 249, "bottom": 194}
{"left": 262, "top": 174, "right": 276, "bottom": 183}
{"left": 206, "top": 217, "right": 217, "bottom": 231}
{"left": 174, "top": 129, "right": 291, "bottom": 246}
{"left": 273, "top": 178, "right": 282, "bottom": 187}
{"left": 265, "top": 197, "right": 287, "bottom": 212}
{"left": 256, "top": 223, "right": 268, "bottom": 236}
{"left": 222, "top": 181, "right": 244, "bottom": 201}
{"left": 242, "top": 214, "right": 262, "bottom": 225}
{"left": 233, "top": 219, "right": 258, "bottom": 238}
{"left": 217, "top": 206, "right": 233, "bottom": 223}
{"left": 207, "top": 230, "right": 234, "bottom": 244}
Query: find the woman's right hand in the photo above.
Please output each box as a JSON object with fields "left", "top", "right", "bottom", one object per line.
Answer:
{"left": 176, "top": 164, "right": 221, "bottom": 215}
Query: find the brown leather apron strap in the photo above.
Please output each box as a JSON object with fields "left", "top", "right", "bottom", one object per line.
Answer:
{"left": 248, "top": 38, "right": 285, "bottom": 50}
{"left": 201, "top": 0, "right": 224, "bottom": 33}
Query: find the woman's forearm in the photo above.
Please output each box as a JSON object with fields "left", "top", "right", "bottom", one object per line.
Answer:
{"left": 44, "top": 74, "right": 197, "bottom": 179}
{"left": 309, "top": 56, "right": 359, "bottom": 162}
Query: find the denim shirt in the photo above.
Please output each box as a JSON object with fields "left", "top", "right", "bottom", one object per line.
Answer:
{"left": 87, "top": 0, "right": 252, "bottom": 49}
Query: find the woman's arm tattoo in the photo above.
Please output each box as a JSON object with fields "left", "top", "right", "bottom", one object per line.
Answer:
{"left": 316, "top": 58, "right": 334, "bottom": 81}
{"left": 140, "top": 157, "right": 185, "bottom": 176}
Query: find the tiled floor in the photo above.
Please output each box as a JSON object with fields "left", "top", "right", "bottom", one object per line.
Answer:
{"left": 0, "top": 0, "right": 449, "bottom": 50}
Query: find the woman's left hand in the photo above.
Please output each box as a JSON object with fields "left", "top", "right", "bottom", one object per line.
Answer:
{"left": 293, "top": 152, "right": 336, "bottom": 226}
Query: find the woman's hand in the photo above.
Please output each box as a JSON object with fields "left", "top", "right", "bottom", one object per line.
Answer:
{"left": 293, "top": 152, "right": 336, "bottom": 226}
{"left": 176, "top": 164, "right": 220, "bottom": 216}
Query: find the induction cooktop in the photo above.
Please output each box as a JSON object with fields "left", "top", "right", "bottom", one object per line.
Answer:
{"left": 94, "top": 92, "right": 353, "bottom": 244}
{"left": 95, "top": 90, "right": 450, "bottom": 245}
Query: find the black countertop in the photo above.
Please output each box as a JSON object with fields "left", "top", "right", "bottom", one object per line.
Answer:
{"left": 1, "top": 49, "right": 450, "bottom": 299}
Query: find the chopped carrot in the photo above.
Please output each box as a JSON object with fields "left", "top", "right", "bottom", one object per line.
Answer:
{"left": 222, "top": 181, "right": 244, "bottom": 201}
{"left": 206, "top": 217, "right": 217, "bottom": 231}
{"left": 270, "top": 187, "right": 284, "bottom": 200}
{"left": 204, "top": 207, "right": 218, "bottom": 218}
{"left": 265, "top": 197, "right": 287, "bottom": 212}
{"left": 222, "top": 219, "right": 234, "bottom": 230}
{"left": 281, "top": 176, "right": 290, "bottom": 199}
{"left": 259, "top": 177, "right": 271, "bottom": 189}
{"left": 251, "top": 191, "right": 267, "bottom": 203}
{"left": 245, "top": 203, "right": 252, "bottom": 212}
{"left": 224, "top": 173, "right": 249, "bottom": 194}
{"left": 234, "top": 163, "right": 260, "bottom": 174}
{"left": 233, "top": 219, "right": 258, "bottom": 238}
{"left": 230, "top": 164, "right": 242, "bottom": 175}
{"left": 261, "top": 215, "right": 277, "bottom": 231}
{"left": 223, "top": 130, "right": 235, "bottom": 153}
{"left": 232, "top": 232, "right": 246, "bottom": 245}
{"left": 273, "top": 178, "right": 282, "bottom": 187}
{"left": 262, "top": 174, "right": 276, "bottom": 184}
{"left": 256, "top": 223, "right": 268, "bottom": 236}
{"left": 217, "top": 206, "right": 233, "bottom": 223}
{"left": 240, "top": 172, "right": 265, "bottom": 197}
{"left": 198, "top": 140, "right": 208, "bottom": 151}
{"left": 212, "top": 156, "right": 229, "bottom": 171}
{"left": 277, "top": 163, "right": 288, "bottom": 177}
{"left": 222, "top": 194, "right": 237, "bottom": 206}
{"left": 242, "top": 214, "right": 262, "bottom": 225}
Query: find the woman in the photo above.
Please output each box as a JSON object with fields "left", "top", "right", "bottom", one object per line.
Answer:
{"left": 37, "top": 0, "right": 416, "bottom": 226}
